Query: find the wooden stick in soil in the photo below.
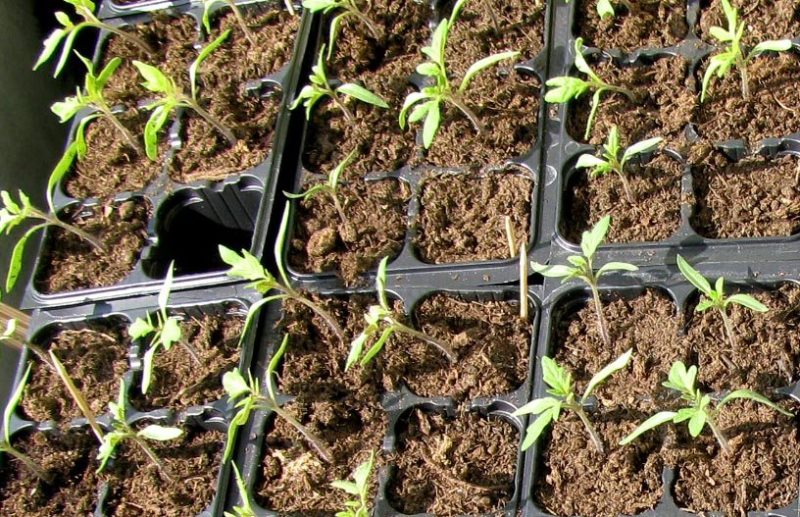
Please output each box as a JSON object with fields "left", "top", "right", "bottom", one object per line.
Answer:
{"left": 49, "top": 351, "right": 104, "bottom": 443}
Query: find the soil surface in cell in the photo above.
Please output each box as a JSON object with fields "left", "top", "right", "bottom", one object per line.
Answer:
{"left": 169, "top": 6, "right": 300, "bottom": 183}
{"left": 35, "top": 199, "right": 151, "bottom": 294}
{"left": 130, "top": 310, "right": 244, "bottom": 412}
{"left": 0, "top": 430, "right": 100, "bottom": 516}
{"left": 567, "top": 56, "right": 693, "bottom": 148}
{"left": 416, "top": 171, "right": 533, "bottom": 264}
{"left": 686, "top": 283, "right": 800, "bottom": 392}
{"left": 102, "top": 426, "right": 222, "bottom": 516}
{"left": 380, "top": 293, "right": 531, "bottom": 400}
{"left": 288, "top": 178, "right": 410, "bottom": 285}
{"left": 695, "top": 53, "right": 800, "bottom": 144}
{"left": 387, "top": 409, "right": 518, "bottom": 515}
{"left": 698, "top": 0, "right": 800, "bottom": 46}
{"left": 690, "top": 152, "right": 800, "bottom": 238}
{"left": 575, "top": 0, "right": 688, "bottom": 50}
{"left": 21, "top": 317, "right": 130, "bottom": 424}
{"left": 255, "top": 295, "right": 387, "bottom": 512}
{"left": 561, "top": 152, "right": 683, "bottom": 243}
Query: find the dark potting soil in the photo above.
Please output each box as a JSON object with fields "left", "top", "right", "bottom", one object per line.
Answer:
{"left": 561, "top": 153, "right": 684, "bottom": 243}
{"left": 575, "top": 0, "right": 688, "bottom": 51}
{"left": 64, "top": 109, "right": 165, "bottom": 199}
{"left": 698, "top": 0, "right": 800, "bottom": 47}
{"left": 288, "top": 179, "right": 410, "bottom": 285}
{"left": 0, "top": 430, "right": 100, "bottom": 516}
{"left": 21, "top": 317, "right": 130, "bottom": 424}
{"left": 686, "top": 283, "right": 800, "bottom": 392}
{"left": 387, "top": 409, "right": 518, "bottom": 515}
{"left": 34, "top": 199, "right": 151, "bottom": 294}
{"left": 380, "top": 293, "right": 531, "bottom": 400}
{"left": 129, "top": 311, "right": 244, "bottom": 413}
{"left": 567, "top": 56, "right": 694, "bottom": 148}
{"left": 695, "top": 53, "right": 800, "bottom": 145}
{"left": 415, "top": 171, "right": 533, "bottom": 264}
{"left": 691, "top": 152, "right": 800, "bottom": 238}
{"left": 102, "top": 426, "right": 223, "bottom": 516}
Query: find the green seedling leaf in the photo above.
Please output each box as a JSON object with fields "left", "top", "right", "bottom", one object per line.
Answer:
{"left": 223, "top": 370, "right": 251, "bottom": 399}
{"left": 580, "top": 215, "right": 610, "bottom": 258}
{"left": 676, "top": 255, "right": 713, "bottom": 296}
{"left": 582, "top": 348, "right": 632, "bottom": 401}
{"left": 619, "top": 411, "right": 677, "bottom": 445}
{"left": 137, "top": 425, "right": 184, "bottom": 441}
{"left": 718, "top": 389, "right": 793, "bottom": 416}
{"left": 725, "top": 294, "right": 768, "bottom": 312}
{"left": 596, "top": 0, "right": 614, "bottom": 19}
{"left": 542, "top": 356, "right": 573, "bottom": 397}
{"left": 458, "top": 50, "right": 519, "bottom": 93}
{"left": 190, "top": 29, "right": 231, "bottom": 99}
{"left": 336, "top": 83, "right": 389, "bottom": 108}
{"left": 4, "top": 363, "right": 32, "bottom": 443}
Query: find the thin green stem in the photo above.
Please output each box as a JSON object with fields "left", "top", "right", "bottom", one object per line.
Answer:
{"left": 131, "top": 435, "right": 175, "bottom": 482}
{"left": 225, "top": 0, "right": 257, "bottom": 45}
{"left": 330, "top": 191, "right": 349, "bottom": 226}
{"left": 706, "top": 417, "right": 732, "bottom": 454}
{"left": 31, "top": 208, "right": 105, "bottom": 251}
{"left": 329, "top": 90, "right": 355, "bottom": 121}
{"left": 94, "top": 23, "right": 154, "bottom": 54}
{"left": 738, "top": 57, "right": 750, "bottom": 101}
{"left": 602, "top": 83, "right": 637, "bottom": 101}
{"left": 2, "top": 444, "right": 50, "bottom": 481}
{"left": 183, "top": 98, "right": 237, "bottom": 145}
{"left": 99, "top": 106, "right": 144, "bottom": 154}
{"left": 350, "top": 9, "right": 382, "bottom": 40}
{"left": 287, "top": 293, "right": 345, "bottom": 343}
{"left": 269, "top": 403, "right": 334, "bottom": 462}
{"left": 449, "top": 94, "right": 484, "bottom": 134}
{"left": 573, "top": 404, "right": 605, "bottom": 453}
{"left": 589, "top": 281, "right": 611, "bottom": 345}
{"left": 616, "top": 170, "right": 635, "bottom": 204}
{"left": 393, "top": 321, "right": 457, "bottom": 362}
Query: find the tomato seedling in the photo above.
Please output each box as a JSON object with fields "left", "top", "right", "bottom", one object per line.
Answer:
{"left": 331, "top": 451, "right": 375, "bottom": 517}
{"left": 201, "top": 0, "right": 259, "bottom": 44}
{"left": 284, "top": 149, "right": 355, "bottom": 225}
{"left": 303, "top": 0, "right": 382, "bottom": 59}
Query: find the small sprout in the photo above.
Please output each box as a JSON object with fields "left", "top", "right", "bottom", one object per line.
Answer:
{"left": 574, "top": 125, "right": 663, "bottom": 204}
{"left": 291, "top": 45, "right": 389, "bottom": 121}
{"left": 128, "top": 263, "right": 199, "bottom": 395}
{"left": 347, "top": 257, "right": 456, "bottom": 370}
{"left": 222, "top": 335, "right": 333, "bottom": 462}
{"left": 219, "top": 204, "right": 345, "bottom": 345}
{"left": 284, "top": 149, "right": 355, "bottom": 225}
{"left": 0, "top": 189, "right": 104, "bottom": 295}
{"left": 303, "top": 0, "right": 382, "bottom": 59}
{"left": 531, "top": 216, "right": 637, "bottom": 345}
{"left": 331, "top": 451, "right": 375, "bottom": 517}
{"left": 399, "top": 0, "right": 519, "bottom": 148}
{"left": 0, "top": 363, "right": 49, "bottom": 480}
{"left": 514, "top": 349, "right": 633, "bottom": 454}
{"left": 701, "top": 0, "right": 792, "bottom": 102}
{"left": 134, "top": 29, "right": 235, "bottom": 161}
{"left": 97, "top": 379, "right": 184, "bottom": 480}
{"left": 620, "top": 361, "right": 792, "bottom": 454}
{"left": 52, "top": 53, "right": 143, "bottom": 156}
{"left": 545, "top": 37, "right": 636, "bottom": 140}
{"left": 34, "top": 0, "right": 153, "bottom": 77}
{"left": 676, "top": 255, "right": 767, "bottom": 366}
{"left": 201, "top": 0, "right": 258, "bottom": 45}
{"left": 224, "top": 463, "right": 256, "bottom": 517}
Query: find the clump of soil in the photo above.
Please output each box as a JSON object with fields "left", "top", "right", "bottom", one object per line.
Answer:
{"left": 415, "top": 171, "right": 533, "bottom": 264}
{"left": 552, "top": 289, "right": 686, "bottom": 413}
{"left": 102, "top": 426, "right": 223, "bottom": 516}
{"left": 130, "top": 310, "right": 244, "bottom": 412}
{"left": 686, "top": 283, "right": 800, "bottom": 392}
{"left": 561, "top": 153, "right": 684, "bottom": 243}
{"left": 698, "top": 0, "right": 800, "bottom": 47}
{"left": 535, "top": 410, "right": 665, "bottom": 517}
{"left": 288, "top": 179, "right": 410, "bottom": 285}
{"left": 690, "top": 152, "right": 800, "bottom": 238}
{"left": 387, "top": 409, "right": 518, "bottom": 515}
{"left": 21, "top": 317, "right": 130, "bottom": 424}
{"left": 380, "top": 293, "right": 531, "bottom": 400}
{"left": 65, "top": 110, "right": 165, "bottom": 199}
{"left": 35, "top": 199, "right": 151, "bottom": 294}
{"left": 567, "top": 56, "right": 693, "bottom": 148}
{"left": 575, "top": 0, "right": 688, "bottom": 51}
{"left": 0, "top": 430, "right": 100, "bottom": 515}
{"left": 695, "top": 53, "right": 800, "bottom": 144}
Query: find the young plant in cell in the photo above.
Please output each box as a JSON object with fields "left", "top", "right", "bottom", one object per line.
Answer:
{"left": 97, "top": 379, "right": 184, "bottom": 480}
{"left": 51, "top": 53, "right": 142, "bottom": 155}
{"left": 701, "top": 0, "right": 792, "bottom": 102}
{"left": 219, "top": 204, "right": 345, "bottom": 345}
{"left": 331, "top": 451, "right": 375, "bottom": 517}
{"left": 676, "top": 255, "right": 767, "bottom": 362}
{"left": 201, "top": 0, "right": 258, "bottom": 45}
{"left": 620, "top": 361, "right": 792, "bottom": 454}
{"left": 134, "top": 30, "right": 235, "bottom": 161}
{"left": 0, "top": 364, "right": 49, "bottom": 480}
{"left": 514, "top": 349, "right": 632, "bottom": 454}
{"left": 34, "top": 0, "right": 153, "bottom": 77}
{"left": 574, "top": 125, "right": 663, "bottom": 204}
{"left": 128, "top": 263, "right": 199, "bottom": 395}
{"left": 284, "top": 149, "right": 355, "bottom": 225}
{"left": 531, "top": 215, "right": 637, "bottom": 345}
{"left": 303, "top": 0, "right": 382, "bottom": 59}
{"left": 224, "top": 463, "right": 256, "bottom": 517}
{"left": 0, "top": 190, "right": 104, "bottom": 295}
{"left": 346, "top": 256, "right": 456, "bottom": 370}
{"left": 545, "top": 37, "right": 636, "bottom": 140}
{"left": 222, "top": 335, "right": 333, "bottom": 462}
{"left": 399, "top": 0, "right": 519, "bottom": 148}
{"left": 291, "top": 45, "right": 388, "bottom": 122}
